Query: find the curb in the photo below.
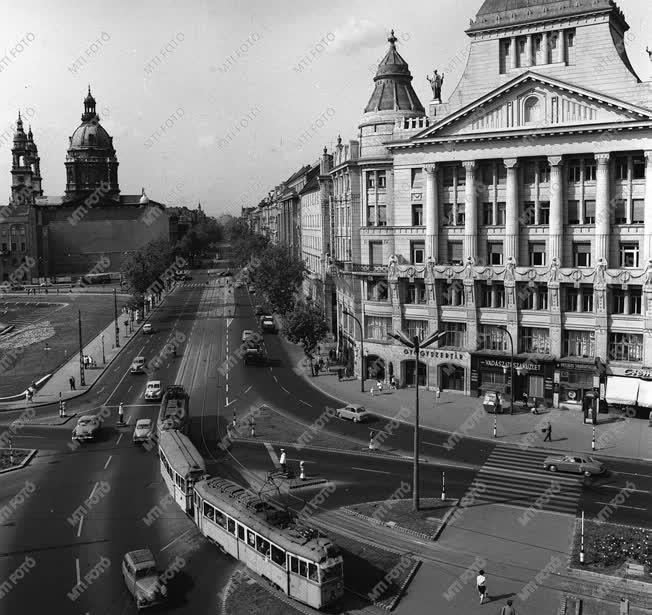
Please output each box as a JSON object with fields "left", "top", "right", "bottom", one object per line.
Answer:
{"left": 382, "top": 559, "right": 422, "bottom": 612}
{"left": 288, "top": 478, "right": 328, "bottom": 490}
{"left": 0, "top": 448, "right": 37, "bottom": 474}
{"left": 0, "top": 325, "right": 15, "bottom": 337}
{"left": 0, "top": 373, "right": 53, "bottom": 403}
{"left": 24, "top": 412, "right": 78, "bottom": 427}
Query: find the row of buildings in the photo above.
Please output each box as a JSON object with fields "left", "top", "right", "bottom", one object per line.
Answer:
{"left": 0, "top": 88, "right": 205, "bottom": 284}
{"left": 243, "top": 0, "right": 652, "bottom": 413}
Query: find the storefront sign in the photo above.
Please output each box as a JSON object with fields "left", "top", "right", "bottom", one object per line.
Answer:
{"left": 479, "top": 359, "right": 542, "bottom": 372}
{"left": 556, "top": 362, "right": 595, "bottom": 372}
{"left": 402, "top": 349, "right": 469, "bottom": 361}
{"left": 623, "top": 368, "right": 652, "bottom": 379}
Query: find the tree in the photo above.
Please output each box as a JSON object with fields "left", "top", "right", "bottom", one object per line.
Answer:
{"left": 282, "top": 301, "right": 329, "bottom": 359}
{"left": 121, "top": 237, "right": 174, "bottom": 297}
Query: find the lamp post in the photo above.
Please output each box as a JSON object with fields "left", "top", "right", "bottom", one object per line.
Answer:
{"left": 113, "top": 287, "right": 120, "bottom": 348}
{"left": 342, "top": 308, "right": 364, "bottom": 393}
{"left": 389, "top": 328, "right": 446, "bottom": 512}
{"left": 101, "top": 334, "right": 106, "bottom": 365}
{"left": 78, "top": 310, "right": 85, "bottom": 386}
{"left": 498, "top": 326, "right": 514, "bottom": 415}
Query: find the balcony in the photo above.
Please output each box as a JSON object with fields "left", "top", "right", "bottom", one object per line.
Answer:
{"left": 361, "top": 226, "right": 425, "bottom": 237}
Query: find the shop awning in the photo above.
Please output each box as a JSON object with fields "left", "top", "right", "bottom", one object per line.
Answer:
{"left": 636, "top": 380, "right": 652, "bottom": 408}
{"left": 605, "top": 376, "right": 639, "bottom": 406}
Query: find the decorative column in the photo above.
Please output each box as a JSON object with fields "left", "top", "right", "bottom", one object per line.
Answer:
{"left": 510, "top": 37, "right": 518, "bottom": 69}
{"left": 424, "top": 164, "right": 439, "bottom": 260}
{"left": 594, "top": 153, "right": 611, "bottom": 262}
{"left": 548, "top": 156, "right": 564, "bottom": 263}
{"left": 644, "top": 151, "right": 652, "bottom": 262}
{"left": 556, "top": 30, "right": 565, "bottom": 63}
{"left": 504, "top": 158, "right": 519, "bottom": 261}
{"left": 525, "top": 34, "right": 533, "bottom": 66}
{"left": 542, "top": 31, "right": 550, "bottom": 64}
{"left": 463, "top": 161, "right": 477, "bottom": 260}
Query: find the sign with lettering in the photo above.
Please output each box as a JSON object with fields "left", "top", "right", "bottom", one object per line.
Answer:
{"left": 402, "top": 349, "right": 469, "bottom": 362}
{"left": 479, "top": 358, "right": 542, "bottom": 372}
{"left": 623, "top": 368, "right": 652, "bottom": 379}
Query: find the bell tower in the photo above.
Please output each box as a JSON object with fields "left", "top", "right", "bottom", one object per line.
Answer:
{"left": 11, "top": 112, "right": 43, "bottom": 206}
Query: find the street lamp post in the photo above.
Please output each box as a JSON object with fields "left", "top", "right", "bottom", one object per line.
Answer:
{"left": 498, "top": 326, "right": 514, "bottom": 415}
{"left": 78, "top": 310, "right": 85, "bottom": 387}
{"left": 389, "top": 328, "right": 446, "bottom": 512}
{"left": 342, "top": 308, "right": 365, "bottom": 393}
{"left": 101, "top": 334, "right": 106, "bottom": 364}
{"left": 113, "top": 288, "right": 120, "bottom": 348}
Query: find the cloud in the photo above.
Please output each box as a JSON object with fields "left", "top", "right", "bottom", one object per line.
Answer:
{"left": 198, "top": 134, "right": 215, "bottom": 148}
{"left": 331, "top": 18, "right": 388, "bottom": 56}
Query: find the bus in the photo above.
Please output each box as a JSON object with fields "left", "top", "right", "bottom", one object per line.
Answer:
{"left": 158, "top": 430, "right": 206, "bottom": 515}
{"left": 81, "top": 272, "right": 112, "bottom": 284}
{"left": 157, "top": 385, "right": 190, "bottom": 435}
{"left": 193, "top": 477, "right": 344, "bottom": 609}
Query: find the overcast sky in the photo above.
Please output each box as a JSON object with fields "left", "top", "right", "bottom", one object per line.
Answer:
{"left": 0, "top": 0, "right": 650, "bottom": 217}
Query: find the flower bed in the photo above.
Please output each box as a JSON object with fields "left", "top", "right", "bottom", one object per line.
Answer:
{"left": 0, "top": 449, "right": 30, "bottom": 471}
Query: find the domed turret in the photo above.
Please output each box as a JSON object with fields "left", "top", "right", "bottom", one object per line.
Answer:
{"left": 13, "top": 111, "right": 27, "bottom": 143}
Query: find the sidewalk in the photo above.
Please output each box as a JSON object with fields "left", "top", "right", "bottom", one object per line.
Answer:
{"left": 284, "top": 343, "right": 652, "bottom": 462}
{"left": 0, "top": 284, "right": 178, "bottom": 412}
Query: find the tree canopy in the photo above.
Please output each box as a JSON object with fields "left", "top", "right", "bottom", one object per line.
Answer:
{"left": 282, "top": 300, "right": 329, "bottom": 357}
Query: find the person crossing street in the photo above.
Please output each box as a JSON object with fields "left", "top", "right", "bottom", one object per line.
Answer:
{"left": 118, "top": 402, "right": 124, "bottom": 425}
{"left": 543, "top": 421, "right": 552, "bottom": 442}
{"left": 476, "top": 569, "right": 487, "bottom": 604}
{"left": 279, "top": 448, "right": 287, "bottom": 474}
{"left": 500, "top": 599, "right": 516, "bottom": 614}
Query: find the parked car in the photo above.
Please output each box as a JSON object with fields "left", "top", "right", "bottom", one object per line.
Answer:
{"left": 261, "top": 316, "right": 276, "bottom": 333}
{"left": 144, "top": 380, "right": 162, "bottom": 401}
{"left": 142, "top": 323, "right": 154, "bottom": 334}
{"left": 72, "top": 415, "right": 101, "bottom": 441}
{"left": 336, "top": 404, "right": 370, "bottom": 423}
{"left": 131, "top": 356, "right": 146, "bottom": 374}
{"left": 133, "top": 419, "right": 153, "bottom": 444}
{"left": 121, "top": 549, "right": 167, "bottom": 610}
{"left": 543, "top": 454, "right": 606, "bottom": 476}
{"left": 248, "top": 286, "right": 255, "bottom": 294}
{"left": 241, "top": 329, "right": 255, "bottom": 343}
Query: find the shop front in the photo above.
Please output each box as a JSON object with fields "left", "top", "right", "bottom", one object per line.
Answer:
{"left": 471, "top": 352, "right": 555, "bottom": 406}
{"left": 605, "top": 366, "right": 652, "bottom": 419}
{"left": 554, "top": 359, "right": 599, "bottom": 408}
{"left": 399, "top": 348, "right": 470, "bottom": 393}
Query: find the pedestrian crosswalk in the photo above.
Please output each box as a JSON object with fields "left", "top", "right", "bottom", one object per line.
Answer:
{"left": 465, "top": 446, "right": 583, "bottom": 515}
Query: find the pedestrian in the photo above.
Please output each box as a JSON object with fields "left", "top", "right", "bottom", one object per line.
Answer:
{"left": 118, "top": 402, "right": 124, "bottom": 424}
{"left": 299, "top": 460, "right": 305, "bottom": 481}
{"left": 476, "top": 569, "right": 487, "bottom": 604}
{"left": 369, "top": 430, "right": 376, "bottom": 451}
{"left": 376, "top": 379, "right": 383, "bottom": 395}
{"left": 69, "top": 376, "right": 76, "bottom": 390}
{"left": 61, "top": 401, "right": 67, "bottom": 417}
{"left": 338, "top": 368, "right": 343, "bottom": 382}
{"left": 543, "top": 421, "right": 552, "bottom": 442}
{"left": 318, "top": 357, "right": 324, "bottom": 373}
{"left": 390, "top": 375, "right": 397, "bottom": 390}
{"left": 521, "top": 391, "right": 529, "bottom": 408}
{"left": 279, "top": 448, "right": 287, "bottom": 474}
{"left": 500, "top": 599, "right": 516, "bottom": 615}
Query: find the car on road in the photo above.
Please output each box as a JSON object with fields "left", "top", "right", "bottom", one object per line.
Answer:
{"left": 142, "top": 323, "right": 154, "bottom": 334}
{"left": 121, "top": 549, "right": 168, "bottom": 610}
{"left": 261, "top": 316, "right": 276, "bottom": 333}
{"left": 248, "top": 285, "right": 255, "bottom": 294}
{"left": 131, "top": 356, "right": 146, "bottom": 374}
{"left": 144, "top": 380, "right": 162, "bottom": 401}
{"left": 72, "top": 415, "right": 101, "bottom": 441}
{"left": 543, "top": 454, "right": 606, "bottom": 476}
{"left": 133, "top": 419, "right": 154, "bottom": 444}
{"left": 336, "top": 404, "right": 370, "bottom": 423}
{"left": 241, "top": 329, "right": 255, "bottom": 343}
{"left": 235, "top": 280, "right": 244, "bottom": 288}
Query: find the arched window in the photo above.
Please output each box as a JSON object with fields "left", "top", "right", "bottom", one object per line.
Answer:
{"left": 524, "top": 96, "right": 542, "bottom": 124}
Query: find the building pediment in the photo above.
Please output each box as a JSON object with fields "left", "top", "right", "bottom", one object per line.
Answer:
{"left": 413, "top": 72, "right": 652, "bottom": 142}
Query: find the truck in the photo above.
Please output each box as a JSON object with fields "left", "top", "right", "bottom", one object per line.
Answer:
{"left": 157, "top": 385, "right": 190, "bottom": 435}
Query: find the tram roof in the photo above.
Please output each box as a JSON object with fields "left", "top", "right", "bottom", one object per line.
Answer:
{"left": 158, "top": 430, "right": 206, "bottom": 476}
{"left": 194, "top": 477, "right": 339, "bottom": 563}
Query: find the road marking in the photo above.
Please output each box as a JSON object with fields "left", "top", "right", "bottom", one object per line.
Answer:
{"left": 88, "top": 482, "right": 99, "bottom": 502}
{"left": 600, "top": 485, "right": 650, "bottom": 494}
{"left": 264, "top": 442, "right": 280, "bottom": 467}
{"left": 225, "top": 398, "right": 233, "bottom": 407}
{"left": 273, "top": 375, "right": 278, "bottom": 382}
{"left": 77, "top": 516, "right": 84, "bottom": 537}
{"left": 244, "top": 385, "right": 252, "bottom": 394}
{"left": 281, "top": 386, "right": 290, "bottom": 394}
{"left": 97, "top": 386, "right": 104, "bottom": 394}
{"left": 104, "top": 455, "right": 112, "bottom": 470}
{"left": 125, "top": 416, "right": 131, "bottom": 426}
{"left": 595, "top": 502, "right": 647, "bottom": 511}
{"left": 225, "top": 384, "right": 229, "bottom": 393}
{"left": 614, "top": 471, "right": 652, "bottom": 478}
{"left": 75, "top": 558, "right": 81, "bottom": 586}
{"left": 423, "top": 441, "right": 446, "bottom": 448}
{"left": 299, "top": 400, "right": 311, "bottom": 407}
{"left": 116, "top": 433, "right": 123, "bottom": 445}
{"left": 160, "top": 528, "right": 193, "bottom": 552}
{"left": 351, "top": 467, "right": 393, "bottom": 475}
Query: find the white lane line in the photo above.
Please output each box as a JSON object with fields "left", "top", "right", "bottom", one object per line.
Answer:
{"left": 75, "top": 558, "right": 81, "bottom": 586}
{"left": 281, "top": 386, "right": 290, "bottom": 394}
{"left": 299, "top": 399, "right": 311, "bottom": 407}
{"left": 351, "top": 467, "right": 393, "bottom": 475}
{"left": 423, "top": 441, "right": 446, "bottom": 448}
{"left": 127, "top": 385, "right": 133, "bottom": 392}
{"left": 244, "top": 385, "right": 252, "bottom": 394}
{"left": 104, "top": 455, "right": 112, "bottom": 470}
{"left": 225, "top": 384, "right": 229, "bottom": 393}
{"left": 116, "top": 433, "right": 123, "bottom": 445}
{"left": 273, "top": 375, "right": 278, "bottom": 383}
{"left": 595, "top": 502, "right": 647, "bottom": 511}
{"left": 614, "top": 471, "right": 652, "bottom": 478}
{"left": 160, "top": 528, "right": 193, "bottom": 552}
{"left": 225, "top": 398, "right": 233, "bottom": 407}
{"left": 600, "top": 485, "right": 650, "bottom": 494}
{"left": 88, "top": 482, "right": 99, "bottom": 502}
{"left": 77, "top": 516, "right": 84, "bottom": 537}
{"left": 264, "top": 442, "right": 281, "bottom": 467}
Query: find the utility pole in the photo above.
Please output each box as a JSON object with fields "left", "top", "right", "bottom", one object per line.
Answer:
{"left": 78, "top": 310, "right": 85, "bottom": 386}
{"left": 113, "top": 287, "right": 120, "bottom": 348}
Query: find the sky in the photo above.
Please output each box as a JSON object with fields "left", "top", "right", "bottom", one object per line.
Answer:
{"left": 0, "top": 0, "right": 650, "bottom": 217}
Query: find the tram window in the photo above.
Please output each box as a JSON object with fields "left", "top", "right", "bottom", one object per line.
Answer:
{"left": 271, "top": 545, "right": 285, "bottom": 567}
{"left": 215, "top": 510, "right": 226, "bottom": 527}
{"left": 299, "top": 560, "right": 307, "bottom": 578}
{"left": 308, "top": 563, "right": 318, "bottom": 582}
{"left": 227, "top": 518, "right": 236, "bottom": 534}
{"left": 256, "top": 537, "right": 270, "bottom": 557}
{"left": 247, "top": 530, "right": 256, "bottom": 548}
{"left": 203, "top": 502, "right": 214, "bottom": 520}
{"left": 237, "top": 524, "right": 245, "bottom": 540}
{"left": 290, "top": 556, "right": 298, "bottom": 574}
{"left": 176, "top": 474, "right": 185, "bottom": 492}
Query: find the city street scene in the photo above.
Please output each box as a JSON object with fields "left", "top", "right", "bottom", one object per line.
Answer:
{"left": 1, "top": 0, "right": 651, "bottom": 613}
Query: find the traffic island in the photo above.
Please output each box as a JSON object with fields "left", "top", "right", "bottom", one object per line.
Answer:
{"left": 0, "top": 448, "right": 37, "bottom": 474}
{"left": 342, "top": 497, "right": 459, "bottom": 541}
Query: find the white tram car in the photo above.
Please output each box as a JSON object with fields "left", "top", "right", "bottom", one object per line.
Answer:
{"left": 158, "top": 430, "right": 206, "bottom": 515}
{"left": 194, "top": 477, "right": 344, "bottom": 610}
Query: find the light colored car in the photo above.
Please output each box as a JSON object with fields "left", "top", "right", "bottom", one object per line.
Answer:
{"left": 72, "top": 415, "right": 101, "bottom": 441}
{"left": 130, "top": 356, "right": 146, "bottom": 374}
{"left": 133, "top": 419, "right": 153, "bottom": 444}
{"left": 235, "top": 280, "right": 244, "bottom": 288}
{"left": 144, "top": 381, "right": 162, "bottom": 401}
{"left": 543, "top": 454, "right": 606, "bottom": 477}
{"left": 336, "top": 404, "right": 370, "bottom": 423}
{"left": 248, "top": 285, "right": 255, "bottom": 294}
{"left": 122, "top": 549, "right": 167, "bottom": 610}
{"left": 261, "top": 316, "right": 275, "bottom": 332}
{"left": 142, "top": 323, "right": 154, "bottom": 334}
{"left": 241, "top": 329, "right": 255, "bottom": 343}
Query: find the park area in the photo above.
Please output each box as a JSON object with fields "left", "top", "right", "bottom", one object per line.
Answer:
{"left": 0, "top": 293, "right": 129, "bottom": 398}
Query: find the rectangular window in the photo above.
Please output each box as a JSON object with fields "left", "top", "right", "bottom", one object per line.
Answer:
{"left": 631, "top": 288, "right": 642, "bottom": 314}
{"left": 568, "top": 161, "right": 581, "bottom": 183}
{"left": 632, "top": 156, "right": 646, "bottom": 180}
{"left": 366, "top": 205, "right": 376, "bottom": 226}
{"left": 573, "top": 243, "right": 591, "bottom": 267}
{"left": 440, "top": 280, "right": 465, "bottom": 306}
{"left": 406, "top": 281, "right": 426, "bottom": 304}
{"left": 488, "top": 242, "right": 503, "bottom": 265}
{"left": 290, "top": 556, "right": 299, "bottom": 574}
{"left": 566, "top": 288, "right": 579, "bottom": 312}
{"left": 247, "top": 530, "right": 256, "bottom": 548}
{"left": 612, "top": 289, "right": 626, "bottom": 314}
{"left": 447, "top": 241, "right": 463, "bottom": 264}
{"left": 632, "top": 199, "right": 644, "bottom": 224}
{"left": 521, "top": 327, "right": 551, "bottom": 354}
{"left": 441, "top": 322, "right": 466, "bottom": 347}
{"left": 411, "top": 168, "right": 423, "bottom": 188}
{"left": 411, "top": 241, "right": 425, "bottom": 264}
{"left": 271, "top": 545, "right": 286, "bottom": 568}
{"left": 614, "top": 199, "right": 627, "bottom": 224}
{"left": 620, "top": 243, "right": 639, "bottom": 268}
{"left": 405, "top": 319, "right": 428, "bottom": 340}
{"left": 538, "top": 201, "right": 550, "bottom": 224}
{"left": 497, "top": 165, "right": 507, "bottom": 184}
{"left": 481, "top": 163, "right": 493, "bottom": 186}
{"left": 365, "top": 316, "right": 392, "bottom": 340}
{"left": 378, "top": 171, "right": 386, "bottom": 189}
{"left": 496, "top": 202, "right": 506, "bottom": 225}
{"left": 443, "top": 203, "right": 454, "bottom": 226}
{"left": 584, "top": 200, "right": 596, "bottom": 224}
{"left": 480, "top": 283, "right": 492, "bottom": 308}
{"left": 539, "top": 164, "right": 550, "bottom": 184}
{"left": 482, "top": 202, "right": 493, "bottom": 226}
{"left": 203, "top": 502, "right": 214, "bottom": 521}
{"left": 563, "top": 329, "right": 595, "bottom": 357}
{"left": 299, "top": 560, "right": 308, "bottom": 578}
{"left": 367, "top": 278, "right": 388, "bottom": 301}
{"left": 257, "top": 536, "right": 270, "bottom": 556}
{"left": 524, "top": 161, "right": 536, "bottom": 185}
{"left": 479, "top": 325, "right": 508, "bottom": 351}
{"left": 443, "top": 166, "right": 455, "bottom": 187}
{"left": 411, "top": 204, "right": 423, "bottom": 226}
{"left": 584, "top": 161, "right": 596, "bottom": 181}
{"left": 529, "top": 242, "right": 546, "bottom": 266}
{"left": 616, "top": 158, "right": 628, "bottom": 180}
{"left": 369, "top": 241, "right": 383, "bottom": 266}
{"left": 609, "top": 333, "right": 643, "bottom": 362}
{"left": 567, "top": 200, "right": 580, "bottom": 224}
{"left": 581, "top": 290, "right": 593, "bottom": 312}
{"left": 367, "top": 174, "right": 375, "bottom": 189}
{"left": 456, "top": 165, "right": 466, "bottom": 186}
{"left": 456, "top": 203, "right": 465, "bottom": 226}
{"left": 377, "top": 204, "right": 387, "bottom": 226}
{"left": 227, "top": 518, "right": 236, "bottom": 534}
{"left": 10, "top": 242, "right": 16, "bottom": 252}
{"left": 308, "top": 563, "right": 318, "bottom": 582}
{"left": 237, "top": 524, "right": 245, "bottom": 540}
{"left": 20, "top": 242, "right": 25, "bottom": 252}
{"left": 522, "top": 201, "right": 535, "bottom": 225}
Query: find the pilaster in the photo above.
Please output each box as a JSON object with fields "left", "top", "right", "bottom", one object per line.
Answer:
{"left": 594, "top": 153, "right": 611, "bottom": 262}
{"left": 548, "top": 155, "right": 564, "bottom": 263}
{"left": 504, "top": 158, "right": 519, "bottom": 262}
{"left": 463, "top": 160, "right": 477, "bottom": 261}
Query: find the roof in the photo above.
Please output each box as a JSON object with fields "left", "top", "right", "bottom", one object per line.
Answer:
{"left": 126, "top": 549, "right": 155, "bottom": 567}
{"left": 158, "top": 430, "right": 205, "bottom": 477}
{"left": 69, "top": 121, "right": 113, "bottom": 150}
{"left": 284, "top": 164, "right": 311, "bottom": 185}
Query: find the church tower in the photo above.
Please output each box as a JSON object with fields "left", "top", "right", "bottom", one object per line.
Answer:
{"left": 65, "top": 87, "right": 120, "bottom": 200}
{"left": 11, "top": 112, "right": 43, "bottom": 205}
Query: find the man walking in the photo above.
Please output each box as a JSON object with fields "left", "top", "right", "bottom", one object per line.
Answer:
{"left": 476, "top": 568, "right": 487, "bottom": 604}
{"left": 69, "top": 376, "right": 76, "bottom": 391}
{"left": 543, "top": 421, "right": 552, "bottom": 442}
{"left": 500, "top": 599, "right": 516, "bottom": 614}
{"left": 279, "top": 448, "right": 287, "bottom": 474}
